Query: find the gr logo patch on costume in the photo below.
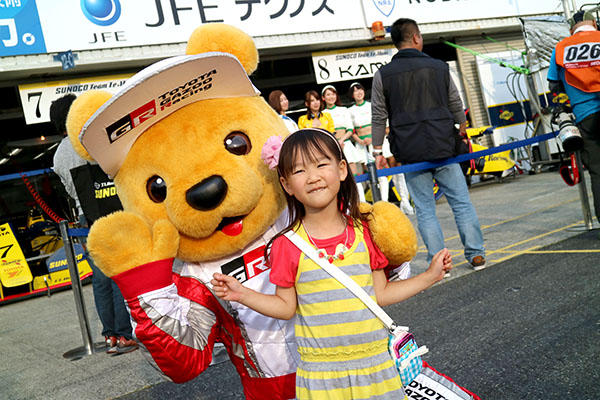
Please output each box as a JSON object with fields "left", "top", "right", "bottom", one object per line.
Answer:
{"left": 105, "top": 69, "right": 217, "bottom": 143}
{"left": 221, "top": 246, "right": 269, "bottom": 283}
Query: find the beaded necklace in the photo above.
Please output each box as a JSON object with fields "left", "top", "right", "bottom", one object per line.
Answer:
{"left": 302, "top": 221, "right": 349, "bottom": 263}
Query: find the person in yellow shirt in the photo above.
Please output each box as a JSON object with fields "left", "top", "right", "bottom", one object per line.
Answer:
{"left": 297, "top": 90, "right": 334, "bottom": 132}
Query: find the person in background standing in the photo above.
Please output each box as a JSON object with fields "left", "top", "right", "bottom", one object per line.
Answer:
{"left": 51, "top": 94, "right": 138, "bottom": 354}
{"left": 321, "top": 84, "right": 366, "bottom": 202}
{"left": 548, "top": 10, "right": 600, "bottom": 224}
{"left": 371, "top": 18, "right": 486, "bottom": 272}
{"left": 268, "top": 90, "right": 299, "bottom": 134}
{"left": 348, "top": 82, "right": 390, "bottom": 203}
{"left": 297, "top": 90, "right": 334, "bottom": 132}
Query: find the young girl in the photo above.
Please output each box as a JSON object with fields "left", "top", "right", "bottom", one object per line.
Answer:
{"left": 212, "top": 128, "right": 451, "bottom": 400}
{"left": 297, "top": 90, "right": 335, "bottom": 133}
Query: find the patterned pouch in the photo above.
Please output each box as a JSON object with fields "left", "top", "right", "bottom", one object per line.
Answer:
{"left": 388, "top": 329, "right": 429, "bottom": 387}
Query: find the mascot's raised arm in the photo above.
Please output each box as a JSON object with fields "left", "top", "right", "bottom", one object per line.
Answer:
{"left": 66, "top": 23, "right": 417, "bottom": 400}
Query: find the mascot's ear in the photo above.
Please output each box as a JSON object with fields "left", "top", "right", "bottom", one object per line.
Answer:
{"left": 185, "top": 23, "right": 258, "bottom": 75}
{"left": 66, "top": 90, "right": 112, "bottom": 161}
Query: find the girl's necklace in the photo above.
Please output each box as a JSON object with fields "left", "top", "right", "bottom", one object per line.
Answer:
{"left": 302, "top": 221, "right": 349, "bottom": 263}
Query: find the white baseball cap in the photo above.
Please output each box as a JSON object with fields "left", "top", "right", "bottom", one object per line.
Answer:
{"left": 79, "top": 52, "right": 260, "bottom": 178}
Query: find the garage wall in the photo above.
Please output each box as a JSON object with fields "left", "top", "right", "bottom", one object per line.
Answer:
{"left": 456, "top": 32, "right": 526, "bottom": 147}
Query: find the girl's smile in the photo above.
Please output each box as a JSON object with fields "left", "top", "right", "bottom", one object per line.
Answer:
{"left": 280, "top": 149, "right": 347, "bottom": 214}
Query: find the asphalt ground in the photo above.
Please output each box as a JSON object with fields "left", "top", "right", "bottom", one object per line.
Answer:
{"left": 1, "top": 170, "right": 598, "bottom": 400}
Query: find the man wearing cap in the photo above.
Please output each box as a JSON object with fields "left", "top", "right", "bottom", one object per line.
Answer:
{"left": 371, "top": 18, "right": 486, "bottom": 271}
{"left": 548, "top": 11, "right": 600, "bottom": 223}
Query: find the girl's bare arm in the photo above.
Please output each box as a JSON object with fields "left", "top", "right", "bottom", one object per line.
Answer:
{"left": 211, "top": 273, "right": 297, "bottom": 320}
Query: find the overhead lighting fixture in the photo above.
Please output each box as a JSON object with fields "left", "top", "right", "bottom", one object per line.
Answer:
{"left": 8, "top": 148, "right": 22, "bottom": 156}
{"left": 33, "top": 152, "right": 45, "bottom": 160}
{"left": 47, "top": 143, "right": 59, "bottom": 151}
{"left": 0, "top": 158, "right": 8, "bottom": 165}
{"left": 40, "top": 136, "right": 46, "bottom": 141}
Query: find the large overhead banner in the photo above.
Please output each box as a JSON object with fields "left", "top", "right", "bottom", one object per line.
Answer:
{"left": 1, "top": 0, "right": 364, "bottom": 57}
{"left": 363, "top": 0, "right": 562, "bottom": 26}
{"left": 1, "top": 0, "right": 565, "bottom": 58}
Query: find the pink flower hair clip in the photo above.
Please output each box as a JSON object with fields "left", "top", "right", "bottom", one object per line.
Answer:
{"left": 261, "top": 135, "right": 283, "bottom": 170}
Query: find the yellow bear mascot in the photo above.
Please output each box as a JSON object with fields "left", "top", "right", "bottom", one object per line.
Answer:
{"left": 66, "top": 24, "right": 417, "bottom": 400}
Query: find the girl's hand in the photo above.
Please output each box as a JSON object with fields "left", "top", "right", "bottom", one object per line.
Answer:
{"left": 363, "top": 137, "right": 372, "bottom": 145}
{"left": 427, "top": 248, "right": 452, "bottom": 282}
{"left": 211, "top": 273, "right": 246, "bottom": 302}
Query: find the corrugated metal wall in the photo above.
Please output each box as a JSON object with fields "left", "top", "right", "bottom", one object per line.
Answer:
{"left": 455, "top": 32, "right": 526, "bottom": 147}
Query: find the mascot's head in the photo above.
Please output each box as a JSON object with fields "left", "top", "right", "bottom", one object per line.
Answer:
{"left": 66, "top": 24, "right": 287, "bottom": 261}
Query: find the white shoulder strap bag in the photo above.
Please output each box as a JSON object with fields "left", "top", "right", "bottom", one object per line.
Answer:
{"left": 284, "top": 230, "right": 428, "bottom": 377}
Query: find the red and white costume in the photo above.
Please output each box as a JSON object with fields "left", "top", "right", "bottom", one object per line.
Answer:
{"left": 112, "top": 213, "right": 298, "bottom": 400}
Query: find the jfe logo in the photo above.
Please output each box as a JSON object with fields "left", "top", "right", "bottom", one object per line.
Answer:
{"left": 81, "top": 0, "right": 121, "bottom": 26}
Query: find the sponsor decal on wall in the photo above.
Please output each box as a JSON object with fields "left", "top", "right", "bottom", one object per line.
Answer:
{"left": 0, "top": 0, "right": 46, "bottom": 56}
{"left": 312, "top": 45, "right": 396, "bottom": 84}
{"left": 30, "top": 0, "right": 363, "bottom": 55}
{"left": 18, "top": 73, "right": 132, "bottom": 125}
{"left": 363, "top": 0, "right": 562, "bottom": 26}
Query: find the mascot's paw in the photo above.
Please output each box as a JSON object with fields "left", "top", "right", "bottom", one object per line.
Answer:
{"left": 359, "top": 202, "right": 374, "bottom": 214}
{"left": 365, "top": 201, "right": 417, "bottom": 265}
{"left": 87, "top": 211, "right": 180, "bottom": 277}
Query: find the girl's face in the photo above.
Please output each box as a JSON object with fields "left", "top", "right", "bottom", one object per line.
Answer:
{"left": 352, "top": 87, "right": 365, "bottom": 103}
{"left": 322, "top": 89, "right": 337, "bottom": 108}
{"left": 280, "top": 143, "right": 347, "bottom": 214}
{"left": 306, "top": 95, "right": 321, "bottom": 113}
{"left": 279, "top": 93, "right": 289, "bottom": 113}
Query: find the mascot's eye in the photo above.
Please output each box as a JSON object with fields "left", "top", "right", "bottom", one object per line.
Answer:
{"left": 224, "top": 131, "right": 252, "bottom": 155}
{"left": 146, "top": 175, "right": 167, "bottom": 203}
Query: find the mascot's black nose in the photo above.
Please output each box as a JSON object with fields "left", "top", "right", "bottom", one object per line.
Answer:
{"left": 186, "top": 175, "right": 228, "bottom": 211}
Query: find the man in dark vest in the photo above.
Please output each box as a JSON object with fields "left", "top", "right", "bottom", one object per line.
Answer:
{"left": 548, "top": 10, "right": 600, "bottom": 223}
{"left": 371, "top": 18, "right": 486, "bottom": 272}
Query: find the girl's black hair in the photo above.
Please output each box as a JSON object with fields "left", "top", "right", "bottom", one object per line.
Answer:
{"left": 304, "top": 90, "right": 323, "bottom": 120}
{"left": 264, "top": 128, "right": 370, "bottom": 263}
{"left": 348, "top": 82, "right": 366, "bottom": 101}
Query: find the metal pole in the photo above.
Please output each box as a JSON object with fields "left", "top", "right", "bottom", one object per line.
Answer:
{"left": 574, "top": 151, "right": 595, "bottom": 230}
{"left": 59, "top": 220, "right": 97, "bottom": 360}
{"left": 365, "top": 147, "right": 381, "bottom": 202}
{"left": 562, "top": 0, "right": 574, "bottom": 20}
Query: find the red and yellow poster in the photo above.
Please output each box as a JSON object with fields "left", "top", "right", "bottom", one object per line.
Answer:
{"left": 0, "top": 223, "right": 33, "bottom": 288}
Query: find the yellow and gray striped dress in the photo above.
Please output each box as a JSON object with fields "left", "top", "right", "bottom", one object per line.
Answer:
{"left": 293, "top": 224, "right": 406, "bottom": 400}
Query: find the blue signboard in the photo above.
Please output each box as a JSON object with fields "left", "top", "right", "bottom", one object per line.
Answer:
{"left": 0, "top": 0, "right": 46, "bottom": 56}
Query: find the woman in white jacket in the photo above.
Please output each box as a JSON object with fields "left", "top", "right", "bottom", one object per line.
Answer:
{"left": 321, "top": 84, "right": 366, "bottom": 202}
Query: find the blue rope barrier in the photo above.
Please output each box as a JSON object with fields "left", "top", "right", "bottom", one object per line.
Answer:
{"left": 67, "top": 228, "right": 90, "bottom": 237}
{"left": 0, "top": 168, "right": 53, "bottom": 183}
{"left": 355, "top": 131, "right": 558, "bottom": 183}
